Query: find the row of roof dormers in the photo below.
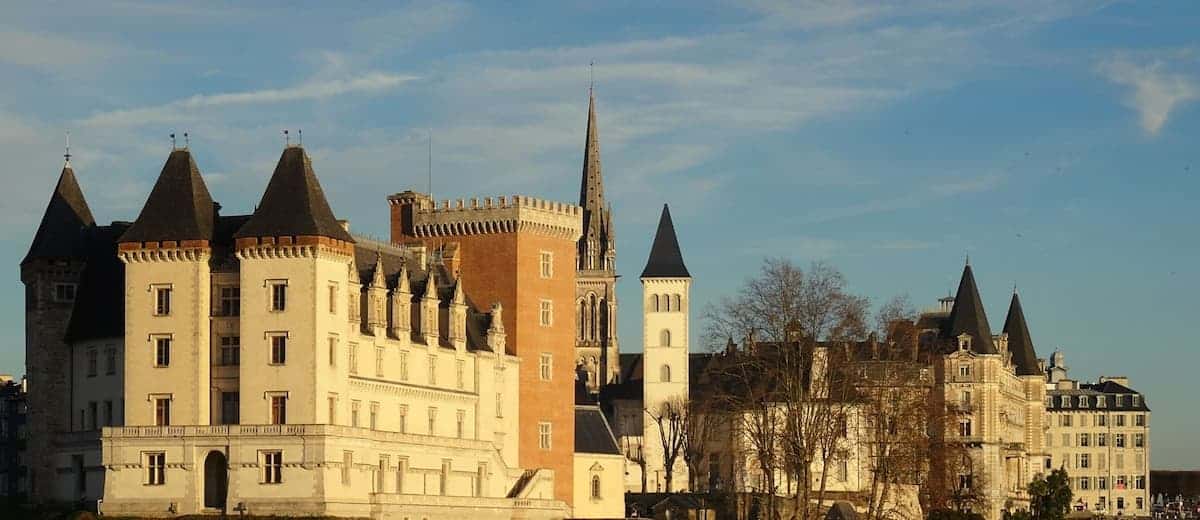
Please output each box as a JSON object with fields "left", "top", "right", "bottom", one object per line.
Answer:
{"left": 24, "top": 146, "right": 502, "bottom": 352}
{"left": 1046, "top": 380, "right": 1150, "bottom": 412}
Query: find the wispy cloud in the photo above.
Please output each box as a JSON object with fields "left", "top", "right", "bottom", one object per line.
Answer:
{"left": 0, "top": 28, "right": 128, "bottom": 71}
{"left": 78, "top": 73, "right": 420, "bottom": 128}
{"left": 1098, "top": 54, "right": 1199, "bottom": 136}
{"left": 797, "top": 173, "right": 1004, "bottom": 225}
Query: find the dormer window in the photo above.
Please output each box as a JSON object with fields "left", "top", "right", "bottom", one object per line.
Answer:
{"left": 1061, "top": 395, "right": 1071, "bottom": 408}
{"left": 957, "top": 334, "right": 971, "bottom": 351}
{"left": 1079, "top": 396, "right": 1089, "bottom": 408}
{"left": 1132, "top": 395, "right": 1141, "bottom": 407}
{"left": 1097, "top": 396, "right": 1106, "bottom": 408}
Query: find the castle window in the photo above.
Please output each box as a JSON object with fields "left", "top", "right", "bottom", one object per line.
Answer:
{"left": 328, "top": 335, "right": 338, "bottom": 367}
{"left": 958, "top": 418, "right": 972, "bottom": 437}
{"left": 262, "top": 451, "right": 283, "bottom": 484}
{"left": 1136, "top": 475, "right": 1146, "bottom": 490}
{"left": 222, "top": 392, "right": 239, "bottom": 425}
{"left": 154, "top": 396, "right": 171, "bottom": 426}
{"left": 220, "top": 336, "right": 240, "bottom": 366}
{"left": 327, "top": 394, "right": 338, "bottom": 425}
{"left": 370, "top": 402, "right": 379, "bottom": 430}
{"left": 375, "top": 347, "right": 384, "bottom": 377}
{"left": 399, "top": 351, "right": 409, "bottom": 380}
{"left": 154, "top": 286, "right": 172, "bottom": 316}
{"left": 1134, "top": 433, "right": 1144, "bottom": 447}
{"left": 539, "top": 353, "right": 552, "bottom": 381}
{"left": 154, "top": 337, "right": 171, "bottom": 367}
{"left": 349, "top": 344, "right": 359, "bottom": 374}
{"left": 398, "top": 405, "right": 408, "bottom": 433}
{"left": 958, "top": 364, "right": 970, "bottom": 379}
{"left": 428, "top": 407, "right": 437, "bottom": 435}
{"left": 1080, "top": 453, "right": 1090, "bottom": 468}
{"left": 538, "top": 422, "right": 552, "bottom": 450}
{"left": 661, "top": 364, "right": 672, "bottom": 382}
{"left": 1079, "top": 396, "right": 1089, "bottom": 408}
{"left": 351, "top": 401, "right": 361, "bottom": 427}
{"left": 1079, "top": 433, "right": 1090, "bottom": 446}
{"left": 54, "top": 283, "right": 77, "bottom": 302}
{"left": 1116, "top": 414, "right": 1126, "bottom": 427}
{"left": 1098, "top": 433, "right": 1107, "bottom": 446}
{"left": 428, "top": 355, "right": 438, "bottom": 385}
{"left": 1097, "top": 414, "right": 1107, "bottom": 426}
{"left": 219, "top": 286, "right": 240, "bottom": 316}
{"left": 540, "top": 251, "right": 553, "bottom": 278}
{"left": 269, "top": 280, "right": 287, "bottom": 312}
{"left": 270, "top": 334, "right": 287, "bottom": 365}
{"left": 663, "top": 294, "right": 672, "bottom": 312}
{"left": 328, "top": 283, "right": 338, "bottom": 315}
{"left": 660, "top": 329, "right": 672, "bottom": 347}
{"left": 1135, "top": 413, "right": 1145, "bottom": 426}
{"left": 539, "top": 299, "right": 553, "bottom": 326}
{"left": 591, "top": 474, "right": 602, "bottom": 499}
{"left": 86, "top": 349, "right": 97, "bottom": 377}
{"left": 1099, "top": 476, "right": 1107, "bottom": 489}
{"left": 342, "top": 451, "right": 353, "bottom": 485}
{"left": 145, "top": 452, "right": 166, "bottom": 485}
{"left": 270, "top": 394, "right": 287, "bottom": 425}
{"left": 673, "top": 294, "right": 682, "bottom": 312}
{"left": 105, "top": 347, "right": 117, "bottom": 375}
{"left": 652, "top": 294, "right": 661, "bottom": 312}
{"left": 456, "top": 360, "right": 465, "bottom": 389}
{"left": 456, "top": 409, "right": 465, "bottom": 438}
{"left": 1115, "top": 433, "right": 1126, "bottom": 448}
{"left": 495, "top": 393, "right": 503, "bottom": 418}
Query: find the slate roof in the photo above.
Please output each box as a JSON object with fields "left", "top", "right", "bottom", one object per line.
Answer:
{"left": 23, "top": 165, "right": 96, "bottom": 264}
{"left": 1002, "top": 292, "right": 1043, "bottom": 376}
{"left": 574, "top": 405, "right": 621, "bottom": 455}
{"left": 1047, "top": 381, "right": 1150, "bottom": 412}
{"left": 65, "top": 223, "right": 128, "bottom": 342}
{"left": 941, "top": 264, "right": 996, "bottom": 354}
{"left": 235, "top": 146, "right": 353, "bottom": 242}
{"left": 641, "top": 204, "right": 689, "bottom": 278}
{"left": 120, "top": 149, "right": 215, "bottom": 244}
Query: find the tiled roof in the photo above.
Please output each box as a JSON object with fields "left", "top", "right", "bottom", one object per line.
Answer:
{"left": 1002, "top": 292, "right": 1042, "bottom": 376}
{"left": 574, "top": 405, "right": 621, "bottom": 455}
{"left": 235, "top": 146, "right": 353, "bottom": 242}
{"left": 120, "top": 150, "right": 215, "bottom": 244}
{"left": 641, "top": 204, "right": 689, "bottom": 278}
{"left": 24, "top": 165, "right": 95, "bottom": 264}
{"left": 941, "top": 264, "right": 996, "bottom": 354}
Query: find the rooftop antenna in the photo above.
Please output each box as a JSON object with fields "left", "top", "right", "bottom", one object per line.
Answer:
{"left": 64, "top": 130, "right": 71, "bottom": 166}
{"left": 283, "top": 129, "right": 290, "bottom": 147}
{"left": 298, "top": 129, "right": 302, "bottom": 147}
{"left": 170, "top": 132, "right": 177, "bottom": 149}
{"left": 183, "top": 132, "right": 189, "bottom": 149}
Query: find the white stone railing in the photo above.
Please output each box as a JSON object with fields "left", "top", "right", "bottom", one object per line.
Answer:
{"left": 101, "top": 423, "right": 496, "bottom": 450}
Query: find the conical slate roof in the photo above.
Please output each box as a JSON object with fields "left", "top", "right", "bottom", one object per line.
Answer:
{"left": 942, "top": 263, "right": 996, "bottom": 354}
{"left": 641, "top": 204, "right": 690, "bottom": 278}
{"left": 23, "top": 164, "right": 95, "bottom": 263}
{"left": 1003, "top": 291, "right": 1042, "bottom": 376}
{"left": 579, "top": 93, "right": 605, "bottom": 212}
{"left": 235, "top": 146, "right": 353, "bottom": 242}
{"left": 120, "top": 149, "right": 215, "bottom": 244}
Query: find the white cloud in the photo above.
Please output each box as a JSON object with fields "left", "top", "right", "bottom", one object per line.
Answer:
{"left": 1099, "top": 55, "right": 1199, "bottom": 136}
{"left": 0, "top": 28, "right": 127, "bottom": 70}
{"left": 78, "top": 73, "right": 420, "bottom": 128}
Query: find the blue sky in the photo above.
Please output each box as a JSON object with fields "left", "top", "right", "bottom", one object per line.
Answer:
{"left": 1, "top": 1, "right": 1197, "bottom": 468}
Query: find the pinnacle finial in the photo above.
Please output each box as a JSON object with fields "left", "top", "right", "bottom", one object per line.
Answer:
{"left": 283, "top": 129, "right": 290, "bottom": 147}
{"left": 589, "top": 60, "right": 594, "bottom": 95}
{"left": 965, "top": 251, "right": 970, "bottom": 266}
{"left": 1013, "top": 282, "right": 1018, "bottom": 295}
{"left": 64, "top": 130, "right": 71, "bottom": 166}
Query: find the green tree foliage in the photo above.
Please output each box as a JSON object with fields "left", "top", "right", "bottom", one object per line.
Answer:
{"left": 1027, "top": 469, "right": 1073, "bottom": 520}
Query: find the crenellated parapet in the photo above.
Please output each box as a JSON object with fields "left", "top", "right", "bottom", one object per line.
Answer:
{"left": 388, "top": 192, "right": 582, "bottom": 241}
{"left": 118, "top": 241, "right": 212, "bottom": 263}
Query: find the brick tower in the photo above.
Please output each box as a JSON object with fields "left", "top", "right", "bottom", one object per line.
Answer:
{"left": 389, "top": 193, "right": 582, "bottom": 505}
{"left": 575, "top": 91, "right": 619, "bottom": 396}
{"left": 21, "top": 157, "right": 95, "bottom": 499}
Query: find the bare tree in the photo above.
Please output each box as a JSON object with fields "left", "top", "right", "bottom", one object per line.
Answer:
{"left": 648, "top": 396, "right": 689, "bottom": 493}
{"left": 622, "top": 436, "right": 648, "bottom": 493}
{"left": 682, "top": 390, "right": 724, "bottom": 492}
{"left": 704, "top": 258, "right": 870, "bottom": 520}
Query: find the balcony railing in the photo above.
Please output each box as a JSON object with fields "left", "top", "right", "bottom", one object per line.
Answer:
{"left": 99, "top": 424, "right": 496, "bottom": 450}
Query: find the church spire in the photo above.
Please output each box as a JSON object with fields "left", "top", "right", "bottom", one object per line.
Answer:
{"left": 578, "top": 90, "right": 613, "bottom": 271}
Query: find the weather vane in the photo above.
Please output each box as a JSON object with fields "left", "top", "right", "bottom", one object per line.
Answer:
{"left": 170, "top": 132, "right": 176, "bottom": 149}
{"left": 284, "top": 129, "right": 290, "bottom": 147}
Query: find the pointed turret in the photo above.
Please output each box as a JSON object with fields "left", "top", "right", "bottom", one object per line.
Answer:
{"left": 24, "top": 163, "right": 95, "bottom": 264}
{"left": 942, "top": 263, "right": 996, "bottom": 354}
{"left": 578, "top": 92, "right": 614, "bottom": 271}
{"left": 120, "top": 149, "right": 214, "bottom": 245}
{"left": 641, "top": 204, "right": 690, "bottom": 278}
{"left": 1003, "top": 290, "right": 1042, "bottom": 376}
{"left": 235, "top": 146, "right": 353, "bottom": 242}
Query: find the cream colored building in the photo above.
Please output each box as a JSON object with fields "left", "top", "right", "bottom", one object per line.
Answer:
{"left": 1044, "top": 352, "right": 1151, "bottom": 516}
{"left": 24, "top": 145, "right": 633, "bottom": 518}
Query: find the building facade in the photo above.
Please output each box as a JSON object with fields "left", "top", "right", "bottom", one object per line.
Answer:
{"left": 1044, "top": 354, "right": 1151, "bottom": 515}
{"left": 24, "top": 146, "right": 582, "bottom": 518}
{"left": 0, "top": 375, "right": 29, "bottom": 499}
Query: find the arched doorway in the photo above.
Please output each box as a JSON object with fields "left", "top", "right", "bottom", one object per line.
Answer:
{"left": 203, "top": 450, "right": 228, "bottom": 510}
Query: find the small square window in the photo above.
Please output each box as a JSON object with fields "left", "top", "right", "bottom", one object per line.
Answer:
{"left": 146, "top": 452, "right": 166, "bottom": 485}
{"left": 270, "top": 282, "right": 287, "bottom": 312}
{"left": 154, "top": 287, "right": 172, "bottom": 316}
{"left": 270, "top": 335, "right": 287, "bottom": 365}
{"left": 155, "top": 337, "right": 171, "bottom": 367}
{"left": 262, "top": 451, "right": 283, "bottom": 484}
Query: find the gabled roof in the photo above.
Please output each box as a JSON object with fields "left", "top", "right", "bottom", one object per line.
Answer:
{"left": 1002, "top": 291, "right": 1042, "bottom": 376}
{"left": 23, "top": 164, "right": 95, "bottom": 264}
{"left": 574, "top": 405, "right": 621, "bottom": 455}
{"left": 941, "top": 264, "right": 996, "bottom": 354}
{"left": 641, "top": 204, "right": 690, "bottom": 278}
{"left": 120, "top": 149, "right": 215, "bottom": 244}
{"left": 235, "top": 146, "right": 353, "bottom": 242}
